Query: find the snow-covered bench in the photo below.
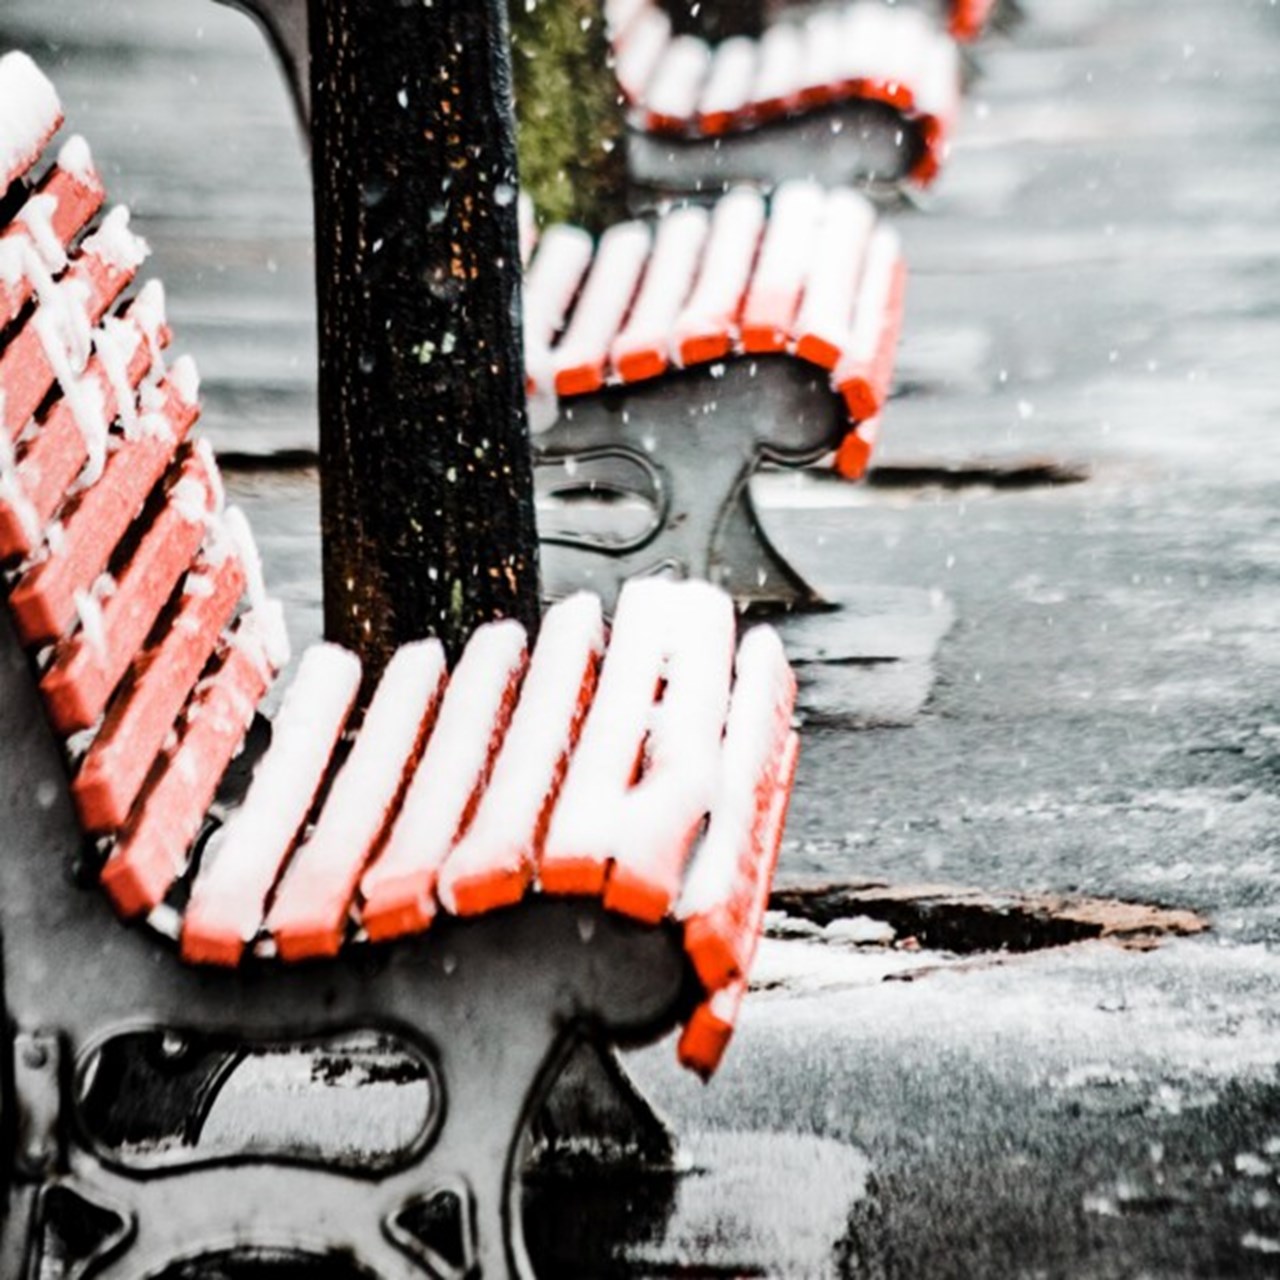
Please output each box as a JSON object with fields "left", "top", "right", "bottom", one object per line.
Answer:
{"left": 610, "top": 0, "right": 964, "bottom": 194}
{"left": 0, "top": 53, "right": 797, "bottom": 1278}
{"left": 523, "top": 181, "right": 905, "bottom": 609}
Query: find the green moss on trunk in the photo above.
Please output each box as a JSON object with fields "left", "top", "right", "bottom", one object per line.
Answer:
{"left": 509, "top": 0, "right": 629, "bottom": 234}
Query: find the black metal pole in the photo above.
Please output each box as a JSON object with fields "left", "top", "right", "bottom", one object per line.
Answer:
{"left": 310, "top": 0, "right": 541, "bottom": 673}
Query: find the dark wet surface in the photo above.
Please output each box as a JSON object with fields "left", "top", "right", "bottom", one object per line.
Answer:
{"left": 3, "top": 0, "right": 1280, "bottom": 1274}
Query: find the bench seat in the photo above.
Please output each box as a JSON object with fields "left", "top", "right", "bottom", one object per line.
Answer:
{"left": 609, "top": 0, "right": 963, "bottom": 188}
{"left": 522, "top": 182, "right": 904, "bottom": 606}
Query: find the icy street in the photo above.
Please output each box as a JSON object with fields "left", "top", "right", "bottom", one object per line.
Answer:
{"left": 3, "top": 0, "right": 1279, "bottom": 1273}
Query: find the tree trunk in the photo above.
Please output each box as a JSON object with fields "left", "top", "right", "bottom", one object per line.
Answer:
{"left": 508, "top": 0, "right": 630, "bottom": 234}
{"left": 310, "top": 0, "right": 541, "bottom": 673}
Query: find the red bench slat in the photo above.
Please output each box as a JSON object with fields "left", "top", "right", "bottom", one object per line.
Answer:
{"left": 739, "top": 181, "right": 825, "bottom": 355}
{"left": 40, "top": 438, "right": 216, "bottom": 733}
{"left": 0, "top": 287, "right": 171, "bottom": 561}
{"left": 8, "top": 365, "right": 197, "bottom": 646}
{"left": 0, "top": 139, "right": 106, "bottom": 332}
{"left": 609, "top": 205, "right": 707, "bottom": 383}
{"left": 552, "top": 220, "right": 651, "bottom": 396}
{"left": 0, "top": 51, "right": 62, "bottom": 191}
{"left": 680, "top": 626, "right": 798, "bottom": 992}
{"left": 538, "top": 582, "right": 671, "bottom": 898}
{"left": 834, "top": 226, "right": 906, "bottom": 420}
{"left": 0, "top": 208, "right": 148, "bottom": 449}
{"left": 438, "top": 593, "right": 604, "bottom": 916}
{"left": 602, "top": 583, "right": 735, "bottom": 925}
{"left": 697, "top": 36, "right": 757, "bottom": 136}
{"left": 359, "top": 620, "right": 527, "bottom": 942}
{"left": 72, "top": 552, "right": 246, "bottom": 833}
{"left": 523, "top": 224, "right": 594, "bottom": 398}
{"left": 614, "top": 5, "right": 671, "bottom": 104}
{"left": 677, "top": 978, "right": 745, "bottom": 1079}
{"left": 672, "top": 188, "right": 765, "bottom": 367}
{"left": 833, "top": 417, "right": 881, "bottom": 483}
{"left": 793, "top": 189, "right": 876, "bottom": 371}
{"left": 644, "top": 36, "right": 712, "bottom": 133}
{"left": 181, "top": 643, "right": 363, "bottom": 966}
{"left": 680, "top": 724, "right": 797, "bottom": 1077}
{"left": 751, "top": 23, "right": 805, "bottom": 120}
{"left": 100, "top": 627, "right": 274, "bottom": 918}
{"left": 951, "top": 0, "right": 997, "bottom": 42}
{"left": 799, "top": 10, "right": 849, "bottom": 109}
{"left": 267, "top": 639, "right": 448, "bottom": 961}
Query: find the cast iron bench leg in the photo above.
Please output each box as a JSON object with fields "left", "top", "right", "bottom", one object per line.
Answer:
{"left": 538, "top": 359, "right": 838, "bottom": 609}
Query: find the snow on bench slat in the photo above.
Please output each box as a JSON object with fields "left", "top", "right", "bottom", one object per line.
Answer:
{"left": 739, "top": 180, "right": 825, "bottom": 354}
{"left": 0, "top": 208, "right": 147, "bottom": 452}
{"left": 0, "top": 52, "right": 62, "bottom": 191}
{"left": 41, "top": 434, "right": 215, "bottom": 734}
{"left": 267, "top": 639, "right": 448, "bottom": 961}
{"left": 839, "top": 4, "right": 903, "bottom": 104}
{"left": 697, "top": 37, "right": 757, "bottom": 136}
{"left": 681, "top": 725, "right": 797, "bottom": 1077}
{"left": 73, "top": 552, "right": 246, "bottom": 833}
{"left": 539, "top": 580, "right": 670, "bottom": 897}
{"left": 0, "top": 286, "right": 171, "bottom": 560}
{"left": 100, "top": 621, "right": 276, "bottom": 919}
{"left": 609, "top": 205, "right": 708, "bottom": 383}
{"left": 8, "top": 360, "right": 197, "bottom": 646}
{"left": 680, "top": 624, "right": 797, "bottom": 991}
{"left": 0, "top": 140, "right": 105, "bottom": 332}
{"left": 181, "top": 643, "right": 362, "bottom": 966}
{"left": 800, "top": 9, "right": 849, "bottom": 107}
{"left": 523, "top": 224, "right": 594, "bottom": 400}
{"left": 792, "top": 188, "right": 876, "bottom": 371}
{"left": 552, "top": 220, "right": 651, "bottom": 396}
{"left": 439, "top": 593, "right": 605, "bottom": 917}
{"left": 910, "top": 31, "right": 962, "bottom": 184}
{"left": 603, "top": 581, "right": 735, "bottom": 924}
{"left": 834, "top": 225, "right": 905, "bottom": 421}
{"left": 359, "top": 620, "right": 527, "bottom": 941}
{"left": 672, "top": 187, "right": 765, "bottom": 367}
{"left": 751, "top": 23, "right": 805, "bottom": 118}
{"left": 644, "top": 36, "right": 712, "bottom": 131}
{"left": 614, "top": 5, "right": 671, "bottom": 105}
{"left": 604, "top": 0, "right": 648, "bottom": 42}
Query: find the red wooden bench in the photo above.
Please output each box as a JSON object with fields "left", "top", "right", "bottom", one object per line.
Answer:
{"left": 610, "top": 0, "right": 964, "bottom": 193}
{"left": 523, "top": 181, "right": 906, "bottom": 608}
{"left": 0, "top": 53, "right": 797, "bottom": 1278}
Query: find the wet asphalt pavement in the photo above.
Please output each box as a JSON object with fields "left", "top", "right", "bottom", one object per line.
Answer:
{"left": 3, "top": 0, "right": 1280, "bottom": 1274}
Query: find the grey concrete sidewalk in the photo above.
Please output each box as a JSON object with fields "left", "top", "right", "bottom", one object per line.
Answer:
{"left": 3, "top": 0, "right": 1279, "bottom": 1274}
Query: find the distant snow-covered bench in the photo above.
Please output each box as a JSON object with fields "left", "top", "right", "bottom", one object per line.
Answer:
{"left": 522, "top": 182, "right": 905, "bottom": 608}
{"left": 610, "top": 0, "right": 964, "bottom": 192}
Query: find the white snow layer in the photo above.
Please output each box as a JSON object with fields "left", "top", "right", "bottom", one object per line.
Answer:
{"left": 268, "top": 639, "right": 448, "bottom": 936}
{"left": 361, "top": 619, "right": 528, "bottom": 912}
{"left": 185, "top": 643, "right": 362, "bottom": 942}
{"left": 679, "top": 624, "right": 795, "bottom": 917}
{"left": 438, "top": 592, "right": 604, "bottom": 910}
{"left": 0, "top": 52, "right": 60, "bottom": 184}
